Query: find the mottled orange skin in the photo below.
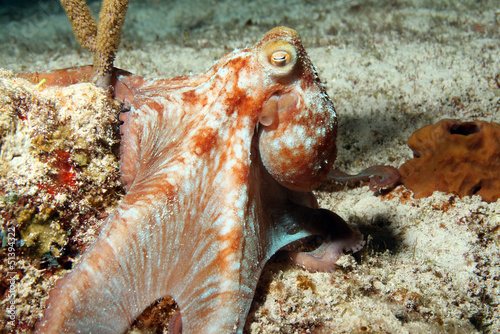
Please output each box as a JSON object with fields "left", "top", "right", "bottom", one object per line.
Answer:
{"left": 24, "top": 27, "right": 365, "bottom": 334}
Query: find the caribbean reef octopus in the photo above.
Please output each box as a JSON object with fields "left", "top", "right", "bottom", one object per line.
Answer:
{"left": 29, "top": 27, "right": 366, "bottom": 333}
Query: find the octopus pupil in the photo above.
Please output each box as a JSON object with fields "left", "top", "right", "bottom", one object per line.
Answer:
{"left": 271, "top": 51, "right": 289, "bottom": 66}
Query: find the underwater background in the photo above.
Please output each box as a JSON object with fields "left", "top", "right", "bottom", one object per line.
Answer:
{"left": 0, "top": 0, "right": 499, "bottom": 333}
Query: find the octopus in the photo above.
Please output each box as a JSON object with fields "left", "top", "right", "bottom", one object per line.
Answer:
{"left": 25, "top": 27, "right": 366, "bottom": 333}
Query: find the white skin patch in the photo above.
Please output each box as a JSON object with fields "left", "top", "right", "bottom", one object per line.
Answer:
{"left": 267, "top": 123, "right": 316, "bottom": 158}
{"left": 237, "top": 68, "right": 265, "bottom": 91}
{"left": 233, "top": 185, "right": 248, "bottom": 214}
{"left": 219, "top": 217, "right": 237, "bottom": 236}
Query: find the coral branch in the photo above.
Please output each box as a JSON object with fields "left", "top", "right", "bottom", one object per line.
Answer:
{"left": 60, "top": 0, "right": 97, "bottom": 52}
{"left": 59, "top": 0, "right": 130, "bottom": 88}
{"left": 93, "top": 0, "right": 130, "bottom": 87}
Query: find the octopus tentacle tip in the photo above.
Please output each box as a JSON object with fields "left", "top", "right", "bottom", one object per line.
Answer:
{"left": 287, "top": 229, "right": 365, "bottom": 273}
{"left": 329, "top": 165, "right": 401, "bottom": 192}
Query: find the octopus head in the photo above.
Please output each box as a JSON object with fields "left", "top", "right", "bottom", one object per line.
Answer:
{"left": 255, "top": 27, "right": 337, "bottom": 192}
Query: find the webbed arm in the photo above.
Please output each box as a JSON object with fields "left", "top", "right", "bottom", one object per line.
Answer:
{"left": 270, "top": 200, "right": 364, "bottom": 272}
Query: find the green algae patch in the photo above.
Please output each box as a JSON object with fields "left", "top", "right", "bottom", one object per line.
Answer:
{"left": 17, "top": 206, "right": 67, "bottom": 257}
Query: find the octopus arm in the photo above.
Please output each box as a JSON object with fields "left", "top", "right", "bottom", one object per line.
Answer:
{"left": 35, "top": 208, "right": 154, "bottom": 334}
{"left": 36, "top": 190, "right": 263, "bottom": 334}
{"left": 271, "top": 203, "right": 365, "bottom": 272}
{"left": 329, "top": 165, "right": 401, "bottom": 191}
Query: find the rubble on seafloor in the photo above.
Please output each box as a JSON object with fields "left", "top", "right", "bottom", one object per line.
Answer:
{"left": 247, "top": 188, "right": 500, "bottom": 333}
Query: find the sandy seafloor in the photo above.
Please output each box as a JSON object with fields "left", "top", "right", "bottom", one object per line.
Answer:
{"left": 0, "top": 0, "right": 499, "bottom": 333}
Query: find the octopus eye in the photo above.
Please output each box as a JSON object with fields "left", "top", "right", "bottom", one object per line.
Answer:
{"left": 259, "top": 39, "right": 297, "bottom": 75}
{"left": 270, "top": 51, "right": 291, "bottom": 67}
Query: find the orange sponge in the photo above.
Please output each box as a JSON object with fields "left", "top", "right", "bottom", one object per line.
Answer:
{"left": 399, "top": 119, "right": 500, "bottom": 203}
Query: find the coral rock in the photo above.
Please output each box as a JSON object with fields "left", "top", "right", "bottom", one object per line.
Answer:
{"left": 399, "top": 119, "right": 500, "bottom": 203}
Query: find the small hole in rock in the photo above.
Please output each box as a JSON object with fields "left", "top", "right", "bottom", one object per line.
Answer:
{"left": 449, "top": 123, "right": 480, "bottom": 136}
{"left": 472, "top": 186, "right": 482, "bottom": 195}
